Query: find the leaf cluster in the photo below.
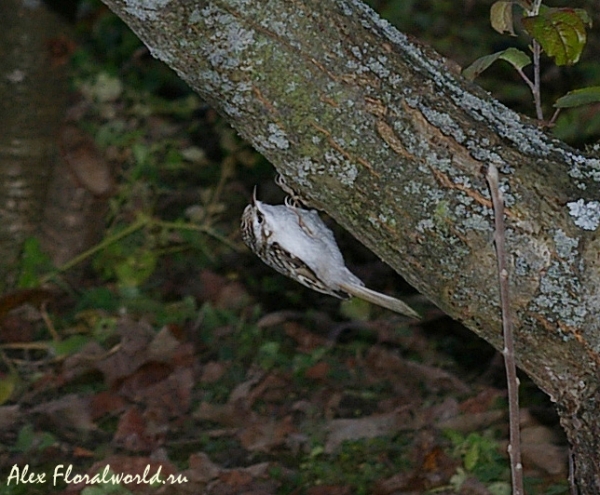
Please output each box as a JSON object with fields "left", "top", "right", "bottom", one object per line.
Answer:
{"left": 463, "top": 1, "right": 598, "bottom": 120}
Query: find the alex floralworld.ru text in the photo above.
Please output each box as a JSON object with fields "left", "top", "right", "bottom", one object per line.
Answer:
{"left": 6, "top": 464, "right": 188, "bottom": 486}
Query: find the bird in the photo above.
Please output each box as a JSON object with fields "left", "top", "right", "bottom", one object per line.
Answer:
{"left": 240, "top": 188, "right": 420, "bottom": 318}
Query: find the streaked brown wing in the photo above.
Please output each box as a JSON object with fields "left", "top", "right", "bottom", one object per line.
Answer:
{"left": 270, "top": 242, "right": 348, "bottom": 299}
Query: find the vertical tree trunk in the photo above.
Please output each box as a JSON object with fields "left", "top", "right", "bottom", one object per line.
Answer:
{"left": 0, "top": 0, "right": 69, "bottom": 287}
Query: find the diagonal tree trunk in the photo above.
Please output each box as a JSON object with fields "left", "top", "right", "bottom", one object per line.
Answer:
{"left": 101, "top": 0, "right": 600, "bottom": 490}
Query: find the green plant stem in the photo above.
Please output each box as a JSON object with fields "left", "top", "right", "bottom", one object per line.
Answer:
{"left": 203, "top": 157, "right": 235, "bottom": 228}
{"left": 40, "top": 214, "right": 152, "bottom": 283}
{"left": 38, "top": 213, "right": 243, "bottom": 285}
{"left": 152, "top": 219, "right": 241, "bottom": 252}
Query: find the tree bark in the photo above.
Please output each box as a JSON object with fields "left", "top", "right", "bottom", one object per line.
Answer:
{"left": 0, "top": 0, "right": 70, "bottom": 287}
{"left": 100, "top": 0, "right": 600, "bottom": 490}
{"left": 0, "top": 2, "right": 110, "bottom": 284}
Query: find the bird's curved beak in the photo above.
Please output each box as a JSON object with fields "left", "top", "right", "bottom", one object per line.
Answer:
{"left": 252, "top": 186, "right": 258, "bottom": 206}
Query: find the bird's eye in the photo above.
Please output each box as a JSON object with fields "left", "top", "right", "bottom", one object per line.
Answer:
{"left": 256, "top": 210, "right": 264, "bottom": 224}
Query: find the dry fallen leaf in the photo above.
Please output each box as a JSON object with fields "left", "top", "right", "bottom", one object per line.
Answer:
{"left": 187, "top": 452, "right": 221, "bottom": 482}
{"left": 284, "top": 321, "right": 329, "bottom": 352}
{"left": 238, "top": 415, "right": 296, "bottom": 452}
{"left": 200, "top": 360, "right": 229, "bottom": 383}
{"left": 30, "top": 393, "right": 96, "bottom": 435}
{"left": 325, "top": 408, "right": 413, "bottom": 453}
{"left": 113, "top": 406, "right": 155, "bottom": 452}
{"left": 95, "top": 319, "right": 155, "bottom": 386}
{"left": 0, "top": 404, "right": 20, "bottom": 432}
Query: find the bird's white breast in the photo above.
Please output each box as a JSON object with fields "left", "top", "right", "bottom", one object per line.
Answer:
{"left": 257, "top": 201, "right": 361, "bottom": 287}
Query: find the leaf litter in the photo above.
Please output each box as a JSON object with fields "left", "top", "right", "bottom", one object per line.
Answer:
{"left": 0, "top": 286, "right": 569, "bottom": 494}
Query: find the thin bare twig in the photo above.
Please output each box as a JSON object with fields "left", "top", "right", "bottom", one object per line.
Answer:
{"left": 528, "top": 0, "right": 544, "bottom": 121}
{"left": 485, "top": 164, "right": 524, "bottom": 495}
{"left": 532, "top": 40, "right": 543, "bottom": 120}
{"left": 514, "top": 66, "right": 536, "bottom": 95}
{"left": 548, "top": 107, "right": 562, "bottom": 127}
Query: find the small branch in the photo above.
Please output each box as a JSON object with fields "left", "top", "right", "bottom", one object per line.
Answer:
{"left": 524, "top": 0, "right": 544, "bottom": 121}
{"left": 548, "top": 107, "right": 561, "bottom": 127}
{"left": 532, "top": 40, "right": 543, "bottom": 121}
{"left": 515, "top": 67, "right": 536, "bottom": 96}
{"left": 485, "top": 164, "right": 524, "bottom": 495}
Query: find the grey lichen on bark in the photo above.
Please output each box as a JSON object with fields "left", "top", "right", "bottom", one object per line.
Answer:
{"left": 100, "top": 0, "right": 600, "bottom": 488}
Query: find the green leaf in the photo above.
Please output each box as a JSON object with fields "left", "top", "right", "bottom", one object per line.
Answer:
{"left": 464, "top": 440, "right": 480, "bottom": 471}
{"left": 257, "top": 341, "right": 282, "bottom": 370}
{"left": 50, "top": 335, "right": 91, "bottom": 357}
{"left": 18, "top": 237, "right": 54, "bottom": 288}
{"left": 555, "top": 86, "right": 600, "bottom": 108}
{"left": 522, "top": 8, "right": 591, "bottom": 66}
{"left": 0, "top": 373, "right": 17, "bottom": 405}
{"left": 114, "top": 249, "right": 158, "bottom": 288}
{"left": 462, "top": 48, "right": 531, "bottom": 81}
{"left": 490, "top": 1, "right": 516, "bottom": 35}
{"left": 14, "top": 424, "right": 36, "bottom": 452}
{"left": 488, "top": 482, "right": 512, "bottom": 495}
{"left": 340, "top": 297, "right": 371, "bottom": 321}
